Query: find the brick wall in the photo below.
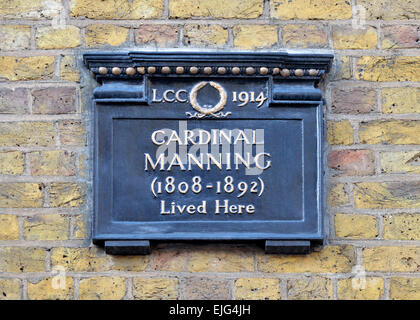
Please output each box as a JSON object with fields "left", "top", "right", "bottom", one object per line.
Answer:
{"left": 0, "top": 0, "right": 419, "bottom": 300}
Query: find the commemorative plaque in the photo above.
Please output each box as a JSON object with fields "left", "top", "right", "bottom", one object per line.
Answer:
{"left": 84, "top": 51, "right": 333, "bottom": 254}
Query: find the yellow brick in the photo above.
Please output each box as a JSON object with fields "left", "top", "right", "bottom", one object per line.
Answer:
{"left": 235, "top": 278, "right": 281, "bottom": 300}
{"left": 390, "top": 278, "right": 420, "bottom": 300}
{"left": 0, "top": 151, "right": 24, "bottom": 175}
{"left": 327, "top": 184, "right": 349, "bottom": 207}
{"left": 70, "top": 0, "right": 163, "bottom": 19}
{"left": 49, "top": 183, "right": 85, "bottom": 208}
{"left": 169, "top": 0, "right": 263, "bottom": 19}
{"left": 79, "top": 153, "right": 88, "bottom": 178}
{"left": 27, "top": 277, "right": 73, "bottom": 300}
{"left": 354, "top": 182, "right": 420, "bottom": 209}
{"left": 24, "top": 215, "right": 69, "bottom": 241}
{"left": 362, "top": 247, "right": 419, "bottom": 272}
{"left": 356, "top": 56, "right": 420, "bottom": 82}
{"left": 0, "top": 56, "right": 54, "bottom": 81}
{"left": 380, "top": 151, "right": 420, "bottom": 174}
{"left": 271, "top": 0, "right": 352, "bottom": 20}
{"left": 133, "top": 278, "right": 178, "bottom": 300}
{"left": 233, "top": 25, "right": 278, "bottom": 49}
{"left": 337, "top": 277, "right": 384, "bottom": 300}
{"left": 58, "top": 121, "right": 86, "bottom": 146}
{"left": 327, "top": 120, "right": 354, "bottom": 145}
{"left": 36, "top": 26, "right": 81, "bottom": 49}
{"left": 0, "top": 215, "right": 19, "bottom": 240}
{"left": 184, "top": 25, "right": 228, "bottom": 47}
{"left": 0, "top": 247, "right": 46, "bottom": 273}
{"left": 188, "top": 246, "right": 254, "bottom": 272}
{"left": 79, "top": 277, "right": 126, "bottom": 300}
{"left": 0, "top": 279, "right": 21, "bottom": 300}
{"left": 282, "top": 24, "right": 327, "bottom": 48}
{"left": 257, "top": 246, "right": 355, "bottom": 273}
{"left": 287, "top": 277, "right": 333, "bottom": 300}
{"left": 51, "top": 247, "right": 109, "bottom": 272}
{"left": 334, "top": 56, "right": 352, "bottom": 80}
{"left": 0, "top": 183, "right": 43, "bottom": 208}
{"left": 359, "top": 120, "right": 420, "bottom": 145}
{"left": 358, "top": 0, "right": 419, "bottom": 20}
{"left": 108, "top": 255, "right": 150, "bottom": 272}
{"left": 333, "top": 26, "right": 378, "bottom": 49}
{"left": 73, "top": 215, "right": 86, "bottom": 239}
{"left": 0, "top": 25, "right": 30, "bottom": 51}
{"left": 382, "top": 88, "right": 420, "bottom": 114}
{"left": 0, "top": 122, "right": 56, "bottom": 147}
{"left": 0, "top": 0, "right": 61, "bottom": 19}
{"left": 383, "top": 214, "right": 420, "bottom": 240}
{"left": 85, "top": 24, "right": 129, "bottom": 47}
{"left": 60, "top": 55, "right": 80, "bottom": 82}
{"left": 30, "top": 151, "right": 76, "bottom": 176}
{"left": 335, "top": 214, "right": 378, "bottom": 239}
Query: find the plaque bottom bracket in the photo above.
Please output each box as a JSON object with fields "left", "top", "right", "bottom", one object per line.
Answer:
{"left": 103, "top": 240, "right": 318, "bottom": 255}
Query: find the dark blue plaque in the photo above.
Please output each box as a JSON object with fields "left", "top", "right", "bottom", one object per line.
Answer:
{"left": 84, "top": 51, "right": 333, "bottom": 254}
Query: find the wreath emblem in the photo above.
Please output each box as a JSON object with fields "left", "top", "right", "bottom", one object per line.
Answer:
{"left": 186, "top": 81, "right": 231, "bottom": 118}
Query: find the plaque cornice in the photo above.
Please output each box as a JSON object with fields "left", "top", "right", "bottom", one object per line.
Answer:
{"left": 84, "top": 51, "right": 333, "bottom": 81}
{"left": 84, "top": 51, "right": 333, "bottom": 105}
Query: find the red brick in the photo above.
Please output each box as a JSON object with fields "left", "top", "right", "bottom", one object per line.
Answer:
{"left": 331, "top": 88, "right": 376, "bottom": 114}
{"left": 134, "top": 25, "right": 179, "bottom": 47}
{"left": 328, "top": 150, "right": 374, "bottom": 176}
{"left": 0, "top": 88, "right": 29, "bottom": 114}
{"left": 32, "top": 87, "right": 77, "bottom": 114}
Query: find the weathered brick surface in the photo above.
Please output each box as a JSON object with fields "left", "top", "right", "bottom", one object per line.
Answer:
{"left": 380, "top": 151, "right": 420, "bottom": 174}
{"left": 287, "top": 277, "right": 333, "bottom": 300}
{"left": 382, "top": 25, "right": 420, "bottom": 49}
{"left": 257, "top": 246, "right": 355, "bottom": 273}
{"left": 0, "top": 279, "right": 21, "bottom": 300}
{"left": 85, "top": 25, "right": 129, "bottom": 47}
{"left": 359, "top": 120, "right": 420, "bottom": 145}
{"left": 184, "top": 25, "right": 228, "bottom": 47}
{"left": 333, "top": 26, "right": 378, "bottom": 49}
{"left": 30, "top": 151, "right": 76, "bottom": 176}
{"left": 354, "top": 182, "right": 420, "bottom": 209}
{"left": 282, "top": 25, "right": 328, "bottom": 48}
{"left": 356, "top": 56, "right": 420, "bottom": 82}
{"left": 36, "top": 26, "right": 81, "bottom": 49}
{"left": 337, "top": 277, "right": 384, "bottom": 300}
{"left": 23, "top": 215, "right": 70, "bottom": 241}
{"left": 335, "top": 214, "right": 378, "bottom": 239}
{"left": 32, "top": 87, "right": 77, "bottom": 115}
{"left": 169, "top": 0, "right": 263, "bottom": 19}
{"left": 362, "top": 247, "right": 419, "bottom": 272}
{"left": 183, "top": 278, "right": 231, "bottom": 300}
{"left": 390, "top": 278, "right": 420, "bottom": 300}
{"left": 233, "top": 25, "right": 278, "bottom": 49}
{"left": 0, "top": 151, "right": 24, "bottom": 175}
{"left": 27, "top": 277, "right": 74, "bottom": 300}
{"left": 328, "top": 150, "right": 374, "bottom": 176}
{"left": 0, "top": 215, "right": 19, "bottom": 240}
{"left": 327, "top": 121, "right": 354, "bottom": 145}
{"left": 331, "top": 88, "right": 376, "bottom": 114}
{"left": 358, "top": 0, "right": 420, "bottom": 20}
{"left": 0, "top": 0, "right": 419, "bottom": 301}
{"left": 79, "top": 277, "right": 126, "bottom": 300}
{"left": 135, "top": 25, "right": 179, "bottom": 47}
{"left": 271, "top": 0, "right": 352, "bottom": 20}
{"left": 383, "top": 214, "right": 420, "bottom": 240}
{"left": 0, "top": 247, "right": 46, "bottom": 273}
{"left": 0, "top": 25, "right": 30, "bottom": 51}
{"left": 0, "top": 56, "right": 54, "bottom": 81}
{"left": 235, "top": 278, "right": 281, "bottom": 300}
{"left": 133, "top": 278, "right": 178, "bottom": 300}
{"left": 70, "top": 0, "right": 163, "bottom": 19}
{"left": 381, "top": 88, "right": 420, "bottom": 114}
{"left": 0, "top": 88, "right": 29, "bottom": 114}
